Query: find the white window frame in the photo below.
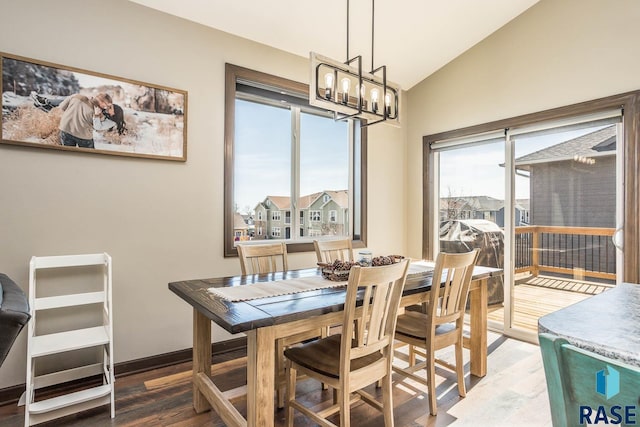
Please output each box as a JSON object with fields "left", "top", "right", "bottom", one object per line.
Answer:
{"left": 329, "top": 210, "right": 337, "bottom": 222}
{"left": 310, "top": 210, "right": 322, "bottom": 222}
{"left": 272, "top": 227, "right": 281, "bottom": 237}
{"left": 272, "top": 211, "right": 281, "bottom": 221}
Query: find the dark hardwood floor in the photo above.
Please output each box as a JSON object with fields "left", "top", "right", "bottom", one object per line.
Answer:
{"left": 0, "top": 332, "right": 552, "bottom": 426}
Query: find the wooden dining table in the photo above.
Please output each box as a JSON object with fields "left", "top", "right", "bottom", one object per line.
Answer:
{"left": 168, "top": 263, "right": 502, "bottom": 427}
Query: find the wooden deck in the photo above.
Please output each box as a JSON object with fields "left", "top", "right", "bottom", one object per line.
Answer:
{"left": 487, "top": 274, "right": 614, "bottom": 332}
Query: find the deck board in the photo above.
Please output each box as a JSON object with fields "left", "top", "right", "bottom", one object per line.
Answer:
{"left": 488, "top": 275, "right": 613, "bottom": 332}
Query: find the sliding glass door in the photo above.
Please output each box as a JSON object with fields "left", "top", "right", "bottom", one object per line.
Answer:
{"left": 503, "top": 117, "right": 622, "bottom": 340}
{"left": 436, "top": 139, "right": 506, "bottom": 313}
{"left": 431, "top": 113, "right": 624, "bottom": 341}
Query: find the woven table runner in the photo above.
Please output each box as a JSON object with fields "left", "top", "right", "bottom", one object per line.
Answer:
{"left": 208, "top": 275, "right": 347, "bottom": 302}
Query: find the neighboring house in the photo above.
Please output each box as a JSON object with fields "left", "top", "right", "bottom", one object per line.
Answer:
{"left": 252, "top": 190, "right": 349, "bottom": 240}
{"left": 496, "top": 199, "right": 530, "bottom": 227}
{"left": 241, "top": 213, "right": 255, "bottom": 237}
{"left": 233, "top": 212, "right": 249, "bottom": 241}
{"left": 253, "top": 196, "right": 291, "bottom": 240}
{"left": 253, "top": 204, "right": 268, "bottom": 240}
{"left": 440, "top": 195, "right": 512, "bottom": 226}
{"left": 441, "top": 195, "right": 530, "bottom": 228}
{"left": 514, "top": 125, "right": 616, "bottom": 228}
{"left": 305, "top": 190, "right": 349, "bottom": 237}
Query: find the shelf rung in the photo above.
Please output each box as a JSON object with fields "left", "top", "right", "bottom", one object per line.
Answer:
{"left": 31, "top": 326, "right": 110, "bottom": 357}
{"left": 31, "top": 253, "right": 108, "bottom": 269}
{"left": 28, "top": 384, "right": 112, "bottom": 414}
{"left": 35, "top": 292, "right": 105, "bottom": 310}
{"left": 33, "top": 363, "right": 105, "bottom": 390}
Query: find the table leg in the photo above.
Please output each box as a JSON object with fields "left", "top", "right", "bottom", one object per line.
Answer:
{"left": 469, "top": 278, "right": 488, "bottom": 377}
{"left": 246, "top": 327, "right": 275, "bottom": 427}
{"left": 193, "top": 309, "right": 212, "bottom": 413}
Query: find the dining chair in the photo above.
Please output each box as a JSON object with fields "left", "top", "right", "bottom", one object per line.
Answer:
{"left": 236, "top": 241, "right": 322, "bottom": 408}
{"left": 539, "top": 333, "right": 640, "bottom": 427}
{"left": 237, "top": 241, "right": 288, "bottom": 275}
{"left": 314, "top": 239, "right": 354, "bottom": 263}
{"left": 284, "top": 259, "right": 410, "bottom": 427}
{"left": 392, "top": 249, "right": 479, "bottom": 417}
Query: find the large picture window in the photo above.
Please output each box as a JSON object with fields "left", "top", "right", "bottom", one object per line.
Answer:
{"left": 224, "top": 64, "right": 367, "bottom": 256}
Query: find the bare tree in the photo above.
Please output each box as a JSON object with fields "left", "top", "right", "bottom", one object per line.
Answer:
{"left": 443, "top": 187, "right": 465, "bottom": 220}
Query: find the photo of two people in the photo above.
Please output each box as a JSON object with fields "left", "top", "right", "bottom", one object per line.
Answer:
{"left": 1, "top": 53, "right": 187, "bottom": 161}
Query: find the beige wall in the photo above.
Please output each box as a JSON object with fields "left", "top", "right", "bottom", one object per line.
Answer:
{"left": 405, "top": 0, "right": 640, "bottom": 258}
{"left": 0, "top": 0, "right": 405, "bottom": 388}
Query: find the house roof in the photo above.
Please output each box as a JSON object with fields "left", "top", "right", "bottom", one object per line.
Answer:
{"left": 233, "top": 212, "right": 248, "bottom": 230}
{"left": 256, "top": 191, "right": 349, "bottom": 211}
{"left": 440, "top": 196, "right": 530, "bottom": 212}
{"left": 263, "top": 195, "right": 291, "bottom": 210}
{"left": 440, "top": 195, "right": 503, "bottom": 211}
{"left": 299, "top": 192, "right": 322, "bottom": 209}
{"left": 514, "top": 125, "right": 616, "bottom": 169}
{"left": 515, "top": 199, "right": 530, "bottom": 210}
{"left": 322, "top": 190, "right": 349, "bottom": 208}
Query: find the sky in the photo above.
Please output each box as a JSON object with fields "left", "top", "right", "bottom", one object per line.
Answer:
{"left": 234, "top": 99, "right": 349, "bottom": 212}
{"left": 439, "top": 125, "right": 610, "bottom": 200}
{"left": 233, "top": 96, "right": 613, "bottom": 212}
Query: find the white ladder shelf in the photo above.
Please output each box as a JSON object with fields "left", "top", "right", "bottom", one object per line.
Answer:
{"left": 22, "top": 253, "right": 115, "bottom": 426}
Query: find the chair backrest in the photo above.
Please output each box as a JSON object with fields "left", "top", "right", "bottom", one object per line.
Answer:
{"left": 237, "top": 242, "right": 288, "bottom": 275}
{"left": 427, "top": 249, "right": 480, "bottom": 329}
{"left": 340, "top": 259, "right": 410, "bottom": 376}
{"left": 539, "top": 333, "right": 640, "bottom": 427}
{"left": 313, "top": 239, "right": 354, "bottom": 263}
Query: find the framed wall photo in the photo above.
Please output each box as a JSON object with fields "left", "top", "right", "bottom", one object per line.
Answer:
{"left": 0, "top": 52, "right": 187, "bottom": 161}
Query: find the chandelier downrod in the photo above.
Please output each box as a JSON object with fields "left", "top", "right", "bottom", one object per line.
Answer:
{"left": 346, "top": 0, "right": 376, "bottom": 72}
{"left": 371, "top": 0, "right": 375, "bottom": 71}
{"left": 308, "top": 0, "right": 400, "bottom": 126}
{"left": 346, "top": 0, "right": 350, "bottom": 62}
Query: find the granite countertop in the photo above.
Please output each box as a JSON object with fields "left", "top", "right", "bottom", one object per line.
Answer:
{"left": 538, "top": 282, "right": 640, "bottom": 367}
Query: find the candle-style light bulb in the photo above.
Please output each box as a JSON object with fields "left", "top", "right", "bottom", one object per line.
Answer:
{"left": 357, "top": 84, "right": 365, "bottom": 109}
{"left": 370, "top": 88, "right": 379, "bottom": 113}
{"left": 341, "top": 78, "right": 350, "bottom": 104}
{"left": 324, "top": 73, "right": 334, "bottom": 100}
{"left": 384, "top": 92, "right": 392, "bottom": 116}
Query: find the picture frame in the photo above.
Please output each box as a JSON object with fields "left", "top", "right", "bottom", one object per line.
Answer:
{"left": 1, "top": 52, "right": 187, "bottom": 161}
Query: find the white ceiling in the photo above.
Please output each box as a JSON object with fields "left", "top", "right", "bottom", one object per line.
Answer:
{"left": 129, "top": 0, "right": 538, "bottom": 89}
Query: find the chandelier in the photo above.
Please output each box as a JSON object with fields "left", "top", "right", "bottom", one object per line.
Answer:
{"left": 309, "top": 0, "right": 400, "bottom": 127}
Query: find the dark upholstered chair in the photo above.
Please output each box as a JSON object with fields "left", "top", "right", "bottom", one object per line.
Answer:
{"left": 0, "top": 273, "right": 30, "bottom": 368}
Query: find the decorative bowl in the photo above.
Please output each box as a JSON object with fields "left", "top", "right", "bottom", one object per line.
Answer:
{"left": 318, "top": 255, "right": 405, "bottom": 281}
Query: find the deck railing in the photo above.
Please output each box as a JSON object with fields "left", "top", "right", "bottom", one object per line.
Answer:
{"left": 514, "top": 225, "right": 616, "bottom": 281}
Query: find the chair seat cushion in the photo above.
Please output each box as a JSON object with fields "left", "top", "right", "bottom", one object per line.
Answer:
{"left": 284, "top": 334, "right": 383, "bottom": 378}
{"left": 395, "top": 311, "right": 456, "bottom": 340}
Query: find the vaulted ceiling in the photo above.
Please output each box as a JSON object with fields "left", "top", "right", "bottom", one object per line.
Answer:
{"left": 129, "top": 0, "right": 539, "bottom": 89}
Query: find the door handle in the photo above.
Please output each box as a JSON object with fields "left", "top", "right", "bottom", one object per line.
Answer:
{"left": 612, "top": 227, "right": 623, "bottom": 251}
